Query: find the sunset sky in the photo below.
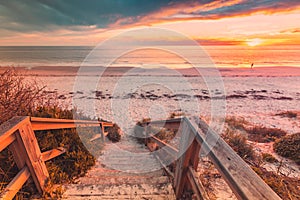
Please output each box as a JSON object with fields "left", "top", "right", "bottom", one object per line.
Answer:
{"left": 0, "top": 0, "right": 300, "bottom": 46}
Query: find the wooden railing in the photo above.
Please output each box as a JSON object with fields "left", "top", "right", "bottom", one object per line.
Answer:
{"left": 142, "top": 117, "right": 281, "bottom": 200}
{"left": 0, "top": 116, "right": 113, "bottom": 200}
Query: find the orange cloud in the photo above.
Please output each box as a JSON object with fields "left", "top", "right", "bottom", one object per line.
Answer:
{"left": 109, "top": 0, "right": 300, "bottom": 29}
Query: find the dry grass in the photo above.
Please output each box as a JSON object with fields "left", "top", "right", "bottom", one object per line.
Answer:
{"left": 262, "top": 153, "right": 278, "bottom": 163}
{"left": 222, "top": 129, "right": 255, "bottom": 161}
{"left": 106, "top": 124, "right": 121, "bottom": 143}
{"left": 252, "top": 166, "right": 300, "bottom": 200}
{"left": 246, "top": 126, "right": 287, "bottom": 143}
{"left": 225, "top": 116, "right": 250, "bottom": 130}
{"left": 225, "top": 117, "right": 287, "bottom": 143}
{"left": 274, "top": 133, "right": 300, "bottom": 165}
{"left": 223, "top": 117, "right": 300, "bottom": 199}
{"left": 0, "top": 68, "right": 99, "bottom": 199}
{"left": 169, "top": 111, "right": 185, "bottom": 119}
{"left": 0, "top": 68, "right": 45, "bottom": 124}
{"left": 275, "top": 111, "right": 298, "bottom": 118}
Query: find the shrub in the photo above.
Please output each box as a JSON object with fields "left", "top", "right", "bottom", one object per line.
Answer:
{"left": 273, "top": 133, "right": 300, "bottom": 165}
{"left": 222, "top": 129, "right": 255, "bottom": 160}
{"left": 106, "top": 124, "right": 121, "bottom": 143}
{"left": 262, "top": 153, "right": 278, "bottom": 163}
{"left": 0, "top": 68, "right": 44, "bottom": 124}
{"left": 29, "top": 107, "right": 97, "bottom": 183}
{"left": 0, "top": 106, "right": 97, "bottom": 199}
{"left": 0, "top": 69, "right": 98, "bottom": 198}
{"left": 169, "top": 111, "right": 185, "bottom": 119}
{"left": 225, "top": 116, "right": 249, "bottom": 130}
{"left": 246, "top": 126, "right": 287, "bottom": 143}
{"left": 275, "top": 111, "right": 297, "bottom": 118}
{"left": 252, "top": 166, "right": 300, "bottom": 199}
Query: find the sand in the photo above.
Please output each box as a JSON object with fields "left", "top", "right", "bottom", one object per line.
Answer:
{"left": 4, "top": 65, "right": 298, "bottom": 198}
{"left": 6, "top": 66, "right": 299, "bottom": 169}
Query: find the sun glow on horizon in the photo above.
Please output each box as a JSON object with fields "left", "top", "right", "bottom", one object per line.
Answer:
{"left": 246, "top": 38, "right": 263, "bottom": 47}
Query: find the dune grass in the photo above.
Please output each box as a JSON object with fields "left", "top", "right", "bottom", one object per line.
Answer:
{"left": 0, "top": 68, "right": 102, "bottom": 198}
{"left": 225, "top": 116, "right": 287, "bottom": 143}
{"left": 275, "top": 111, "right": 298, "bottom": 118}
{"left": 274, "top": 133, "right": 300, "bottom": 165}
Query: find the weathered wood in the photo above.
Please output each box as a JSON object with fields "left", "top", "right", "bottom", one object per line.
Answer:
{"left": 0, "top": 134, "right": 16, "bottom": 152}
{"left": 174, "top": 121, "right": 195, "bottom": 198}
{"left": 150, "top": 136, "right": 178, "bottom": 156}
{"left": 8, "top": 135, "right": 26, "bottom": 170}
{"left": 0, "top": 166, "right": 31, "bottom": 200}
{"left": 0, "top": 116, "right": 27, "bottom": 151}
{"left": 142, "top": 118, "right": 182, "bottom": 130}
{"left": 153, "top": 154, "right": 174, "bottom": 178}
{"left": 186, "top": 117, "right": 281, "bottom": 200}
{"left": 187, "top": 166, "right": 210, "bottom": 200}
{"left": 18, "top": 120, "right": 49, "bottom": 193}
{"left": 41, "top": 147, "right": 66, "bottom": 162}
{"left": 100, "top": 123, "right": 105, "bottom": 142}
{"left": 30, "top": 117, "right": 113, "bottom": 131}
{"left": 0, "top": 116, "right": 114, "bottom": 199}
{"left": 101, "top": 122, "right": 114, "bottom": 127}
{"left": 190, "top": 140, "right": 200, "bottom": 170}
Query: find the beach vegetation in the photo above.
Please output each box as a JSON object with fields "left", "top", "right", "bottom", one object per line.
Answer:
{"left": 225, "top": 116, "right": 249, "bottom": 130}
{"left": 262, "top": 153, "right": 278, "bottom": 163}
{"left": 106, "top": 124, "right": 121, "bottom": 142}
{"left": 0, "top": 68, "right": 100, "bottom": 198}
{"left": 273, "top": 133, "right": 300, "bottom": 165}
{"left": 252, "top": 166, "right": 300, "bottom": 200}
{"left": 0, "top": 68, "right": 44, "bottom": 124}
{"left": 247, "top": 126, "right": 287, "bottom": 143}
{"left": 223, "top": 128, "right": 299, "bottom": 199}
{"left": 275, "top": 111, "right": 297, "bottom": 118}
{"left": 169, "top": 111, "right": 185, "bottom": 119}
{"left": 222, "top": 129, "right": 255, "bottom": 161}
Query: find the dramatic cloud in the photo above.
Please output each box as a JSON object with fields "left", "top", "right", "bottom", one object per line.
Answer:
{"left": 0, "top": 0, "right": 180, "bottom": 32}
{"left": 0, "top": 0, "right": 299, "bottom": 45}
{"left": 1, "top": 0, "right": 299, "bottom": 33}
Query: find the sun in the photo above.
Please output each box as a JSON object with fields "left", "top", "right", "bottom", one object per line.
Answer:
{"left": 246, "top": 38, "right": 263, "bottom": 47}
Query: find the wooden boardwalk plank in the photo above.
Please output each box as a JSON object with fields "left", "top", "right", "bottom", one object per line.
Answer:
{"left": 0, "top": 166, "right": 30, "bottom": 200}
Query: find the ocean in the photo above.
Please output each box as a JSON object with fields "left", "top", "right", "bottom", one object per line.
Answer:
{"left": 0, "top": 45, "right": 299, "bottom": 69}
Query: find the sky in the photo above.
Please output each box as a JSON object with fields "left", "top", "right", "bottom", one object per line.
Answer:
{"left": 0, "top": 0, "right": 300, "bottom": 46}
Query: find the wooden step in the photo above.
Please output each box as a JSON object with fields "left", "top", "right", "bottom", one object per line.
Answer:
{"left": 63, "top": 136, "right": 176, "bottom": 199}
{"left": 63, "top": 183, "right": 175, "bottom": 199}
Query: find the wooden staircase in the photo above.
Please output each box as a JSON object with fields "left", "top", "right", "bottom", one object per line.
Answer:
{"left": 63, "top": 136, "right": 175, "bottom": 199}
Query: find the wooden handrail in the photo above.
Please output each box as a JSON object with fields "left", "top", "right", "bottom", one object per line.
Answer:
{"left": 30, "top": 117, "right": 113, "bottom": 131}
{"left": 0, "top": 116, "right": 28, "bottom": 152}
{"left": 143, "top": 117, "right": 282, "bottom": 200}
{"left": 0, "top": 116, "right": 113, "bottom": 200}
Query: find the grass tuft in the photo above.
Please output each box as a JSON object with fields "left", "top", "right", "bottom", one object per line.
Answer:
{"left": 275, "top": 111, "right": 297, "bottom": 118}
{"left": 247, "top": 126, "right": 287, "bottom": 143}
{"left": 273, "top": 133, "right": 300, "bottom": 165}
{"left": 222, "top": 129, "right": 255, "bottom": 161}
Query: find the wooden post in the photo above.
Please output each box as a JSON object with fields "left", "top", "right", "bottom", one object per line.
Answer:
{"left": 9, "top": 136, "right": 26, "bottom": 170}
{"left": 17, "top": 118, "right": 49, "bottom": 193}
{"left": 144, "top": 125, "right": 149, "bottom": 145}
{"left": 100, "top": 122, "right": 105, "bottom": 142}
{"left": 174, "top": 121, "right": 195, "bottom": 198}
{"left": 190, "top": 139, "right": 200, "bottom": 170}
{"left": 0, "top": 166, "right": 31, "bottom": 200}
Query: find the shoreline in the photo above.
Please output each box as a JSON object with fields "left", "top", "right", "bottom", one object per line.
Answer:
{"left": 1, "top": 66, "right": 300, "bottom": 77}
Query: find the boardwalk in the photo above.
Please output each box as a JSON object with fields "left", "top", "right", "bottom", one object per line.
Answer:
{"left": 0, "top": 116, "right": 281, "bottom": 200}
{"left": 63, "top": 135, "right": 175, "bottom": 199}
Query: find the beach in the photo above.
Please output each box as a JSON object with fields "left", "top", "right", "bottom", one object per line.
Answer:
{"left": 16, "top": 66, "right": 299, "bottom": 132}
{"left": 16, "top": 66, "right": 298, "bottom": 181}
{"left": 1, "top": 2, "right": 300, "bottom": 198}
